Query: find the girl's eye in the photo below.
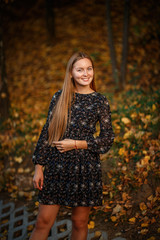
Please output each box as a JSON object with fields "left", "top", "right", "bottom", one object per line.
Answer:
{"left": 77, "top": 69, "right": 82, "bottom": 72}
{"left": 88, "top": 67, "right": 93, "bottom": 71}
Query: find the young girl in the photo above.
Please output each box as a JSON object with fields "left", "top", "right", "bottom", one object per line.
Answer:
{"left": 30, "top": 52, "right": 114, "bottom": 240}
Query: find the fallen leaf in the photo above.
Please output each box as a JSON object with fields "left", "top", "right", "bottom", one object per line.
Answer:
{"left": 122, "top": 192, "right": 129, "bottom": 201}
{"left": 123, "top": 130, "right": 133, "bottom": 139}
{"left": 14, "top": 156, "right": 23, "bottom": 163}
{"left": 141, "top": 223, "right": 149, "bottom": 227}
{"left": 94, "top": 231, "right": 101, "bottom": 237}
{"left": 129, "top": 217, "right": 136, "bottom": 224}
{"left": 139, "top": 202, "right": 147, "bottom": 211}
{"left": 152, "top": 104, "right": 156, "bottom": 111}
{"left": 112, "top": 204, "right": 122, "bottom": 215}
{"left": 121, "top": 117, "right": 131, "bottom": 125}
{"left": 88, "top": 221, "right": 95, "bottom": 229}
{"left": 140, "top": 228, "right": 148, "bottom": 235}
{"left": 147, "top": 237, "right": 155, "bottom": 240}
{"left": 119, "top": 147, "right": 125, "bottom": 155}
{"left": 111, "top": 216, "right": 117, "bottom": 222}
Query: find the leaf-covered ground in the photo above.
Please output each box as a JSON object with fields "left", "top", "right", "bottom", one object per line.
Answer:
{"left": 0, "top": 0, "right": 160, "bottom": 239}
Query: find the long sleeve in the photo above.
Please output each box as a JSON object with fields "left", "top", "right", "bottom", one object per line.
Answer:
{"left": 86, "top": 95, "right": 114, "bottom": 154}
{"left": 32, "top": 90, "right": 61, "bottom": 165}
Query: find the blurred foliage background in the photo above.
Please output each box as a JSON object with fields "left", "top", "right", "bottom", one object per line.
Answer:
{"left": 0, "top": 0, "right": 160, "bottom": 239}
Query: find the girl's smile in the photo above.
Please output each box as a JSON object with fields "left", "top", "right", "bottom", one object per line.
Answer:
{"left": 71, "top": 58, "right": 94, "bottom": 88}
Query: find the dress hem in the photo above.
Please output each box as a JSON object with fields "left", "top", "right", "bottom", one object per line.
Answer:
{"left": 38, "top": 200, "right": 103, "bottom": 207}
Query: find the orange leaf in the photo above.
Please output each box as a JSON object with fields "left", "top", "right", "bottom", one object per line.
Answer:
{"left": 129, "top": 217, "right": 136, "bottom": 224}
{"left": 122, "top": 192, "right": 128, "bottom": 201}
{"left": 111, "top": 216, "right": 117, "bottom": 222}
{"left": 139, "top": 202, "right": 147, "bottom": 211}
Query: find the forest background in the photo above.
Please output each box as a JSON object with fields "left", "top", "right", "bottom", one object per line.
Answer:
{"left": 0, "top": 0, "right": 160, "bottom": 239}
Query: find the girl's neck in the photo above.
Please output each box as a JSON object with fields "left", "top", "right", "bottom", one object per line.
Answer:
{"left": 74, "top": 87, "right": 94, "bottom": 94}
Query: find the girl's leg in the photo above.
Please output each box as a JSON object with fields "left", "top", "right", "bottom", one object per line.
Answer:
{"left": 71, "top": 206, "right": 91, "bottom": 240}
{"left": 29, "top": 204, "right": 60, "bottom": 240}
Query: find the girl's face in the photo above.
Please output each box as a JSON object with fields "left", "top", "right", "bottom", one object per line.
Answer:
{"left": 71, "top": 58, "right": 94, "bottom": 88}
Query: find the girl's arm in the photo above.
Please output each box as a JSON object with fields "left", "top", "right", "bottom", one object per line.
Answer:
{"left": 52, "top": 139, "right": 88, "bottom": 153}
{"left": 33, "top": 164, "right": 44, "bottom": 190}
{"left": 85, "top": 95, "right": 115, "bottom": 154}
{"left": 32, "top": 90, "right": 61, "bottom": 166}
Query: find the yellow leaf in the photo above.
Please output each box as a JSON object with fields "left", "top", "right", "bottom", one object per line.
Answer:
{"left": 27, "top": 225, "right": 34, "bottom": 231}
{"left": 119, "top": 147, "right": 125, "bottom": 155}
{"left": 111, "top": 216, "right": 117, "bottom": 222}
{"left": 32, "top": 135, "right": 37, "bottom": 141}
{"left": 14, "top": 156, "right": 23, "bottom": 163}
{"left": 158, "top": 228, "right": 160, "bottom": 233}
{"left": 139, "top": 202, "right": 147, "bottom": 211}
{"left": 121, "top": 117, "right": 131, "bottom": 125}
{"left": 129, "top": 217, "right": 136, "bottom": 223}
{"left": 123, "top": 130, "right": 133, "bottom": 139}
{"left": 152, "top": 104, "right": 156, "bottom": 111}
{"left": 131, "top": 112, "right": 138, "bottom": 120}
{"left": 141, "top": 156, "right": 150, "bottom": 165}
{"left": 146, "top": 115, "right": 151, "bottom": 120}
{"left": 147, "top": 195, "right": 153, "bottom": 201}
{"left": 142, "top": 150, "right": 147, "bottom": 154}
{"left": 35, "top": 201, "right": 39, "bottom": 207}
{"left": 103, "top": 191, "right": 108, "bottom": 195}
{"left": 88, "top": 221, "right": 95, "bottom": 229}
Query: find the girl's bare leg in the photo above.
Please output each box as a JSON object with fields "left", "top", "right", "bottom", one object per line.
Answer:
{"left": 71, "top": 206, "right": 91, "bottom": 240}
{"left": 29, "top": 204, "right": 60, "bottom": 240}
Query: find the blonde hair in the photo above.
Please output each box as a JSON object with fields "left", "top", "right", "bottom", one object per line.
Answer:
{"left": 48, "top": 52, "right": 96, "bottom": 144}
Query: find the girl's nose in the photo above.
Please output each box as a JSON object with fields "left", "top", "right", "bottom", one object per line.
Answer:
{"left": 83, "top": 70, "right": 88, "bottom": 76}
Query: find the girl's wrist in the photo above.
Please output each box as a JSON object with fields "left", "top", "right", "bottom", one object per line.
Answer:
{"left": 35, "top": 164, "right": 43, "bottom": 170}
{"left": 74, "top": 140, "right": 78, "bottom": 150}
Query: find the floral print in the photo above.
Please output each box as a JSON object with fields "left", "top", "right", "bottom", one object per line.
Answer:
{"left": 32, "top": 90, "right": 114, "bottom": 207}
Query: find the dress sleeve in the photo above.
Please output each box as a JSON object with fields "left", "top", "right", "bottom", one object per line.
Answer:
{"left": 32, "top": 90, "right": 61, "bottom": 166}
{"left": 86, "top": 95, "right": 115, "bottom": 154}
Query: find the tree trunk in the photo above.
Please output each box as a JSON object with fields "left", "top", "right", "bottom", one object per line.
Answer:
{"left": 120, "top": 0, "right": 130, "bottom": 89}
{"left": 46, "top": 0, "right": 55, "bottom": 43}
{"left": 0, "top": 2, "right": 10, "bottom": 121}
{"left": 106, "top": 0, "right": 119, "bottom": 88}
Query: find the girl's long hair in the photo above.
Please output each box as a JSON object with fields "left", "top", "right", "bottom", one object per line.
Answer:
{"left": 48, "top": 52, "right": 96, "bottom": 144}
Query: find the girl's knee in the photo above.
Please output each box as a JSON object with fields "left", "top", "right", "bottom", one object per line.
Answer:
{"left": 71, "top": 216, "right": 88, "bottom": 230}
{"left": 35, "top": 215, "right": 51, "bottom": 230}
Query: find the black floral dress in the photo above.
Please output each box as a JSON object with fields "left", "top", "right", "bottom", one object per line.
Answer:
{"left": 32, "top": 90, "right": 114, "bottom": 207}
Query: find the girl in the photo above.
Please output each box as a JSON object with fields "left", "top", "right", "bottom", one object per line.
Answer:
{"left": 30, "top": 52, "right": 114, "bottom": 240}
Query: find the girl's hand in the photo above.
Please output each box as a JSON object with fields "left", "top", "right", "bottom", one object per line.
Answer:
{"left": 52, "top": 139, "right": 76, "bottom": 153}
{"left": 33, "top": 164, "right": 44, "bottom": 190}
